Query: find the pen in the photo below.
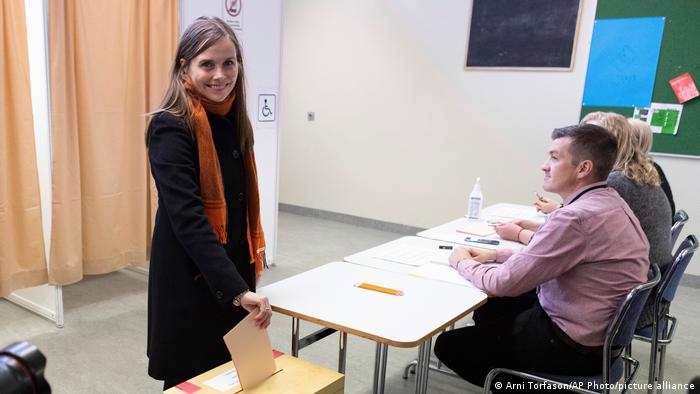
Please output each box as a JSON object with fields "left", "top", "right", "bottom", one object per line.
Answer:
{"left": 354, "top": 282, "right": 404, "bottom": 296}
{"left": 464, "top": 236, "right": 500, "bottom": 246}
{"left": 438, "top": 245, "right": 453, "bottom": 250}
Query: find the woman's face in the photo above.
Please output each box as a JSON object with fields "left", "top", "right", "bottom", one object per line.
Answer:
{"left": 184, "top": 37, "right": 238, "bottom": 102}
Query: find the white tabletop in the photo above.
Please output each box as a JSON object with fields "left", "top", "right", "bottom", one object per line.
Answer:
{"left": 258, "top": 261, "right": 487, "bottom": 347}
{"left": 344, "top": 236, "right": 480, "bottom": 288}
{"left": 344, "top": 236, "right": 457, "bottom": 274}
{"left": 417, "top": 203, "right": 546, "bottom": 249}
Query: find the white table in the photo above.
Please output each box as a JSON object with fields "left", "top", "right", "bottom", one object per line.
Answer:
{"left": 417, "top": 203, "right": 546, "bottom": 249}
{"left": 258, "top": 261, "right": 487, "bottom": 394}
{"left": 344, "top": 236, "right": 456, "bottom": 273}
{"left": 344, "top": 235, "right": 480, "bottom": 288}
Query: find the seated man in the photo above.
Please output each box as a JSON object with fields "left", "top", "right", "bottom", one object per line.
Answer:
{"left": 434, "top": 124, "right": 650, "bottom": 389}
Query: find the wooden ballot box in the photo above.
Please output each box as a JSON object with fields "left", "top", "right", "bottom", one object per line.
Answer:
{"left": 164, "top": 354, "right": 344, "bottom": 394}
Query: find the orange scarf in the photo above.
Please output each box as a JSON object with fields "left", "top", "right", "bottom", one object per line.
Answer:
{"left": 185, "top": 82, "right": 266, "bottom": 274}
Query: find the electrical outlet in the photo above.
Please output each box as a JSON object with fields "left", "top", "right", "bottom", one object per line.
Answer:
{"left": 307, "top": 112, "right": 315, "bottom": 121}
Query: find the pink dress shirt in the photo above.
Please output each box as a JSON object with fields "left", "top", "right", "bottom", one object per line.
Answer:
{"left": 457, "top": 182, "right": 650, "bottom": 346}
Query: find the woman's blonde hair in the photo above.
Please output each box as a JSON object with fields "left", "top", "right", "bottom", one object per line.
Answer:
{"left": 628, "top": 118, "right": 653, "bottom": 154}
{"left": 146, "top": 16, "right": 253, "bottom": 152}
{"left": 580, "top": 112, "right": 660, "bottom": 187}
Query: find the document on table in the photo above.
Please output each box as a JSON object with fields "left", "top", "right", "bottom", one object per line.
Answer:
{"left": 409, "top": 262, "right": 476, "bottom": 288}
{"left": 375, "top": 244, "right": 451, "bottom": 267}
{"left": 203, "top": 368, "right": 240, "bottom": 391}
{"left": 456, "top": 222, "right": 495, "bottom": 237}
{"left": 479, "top": 204, "right": 546, "bottom": 222}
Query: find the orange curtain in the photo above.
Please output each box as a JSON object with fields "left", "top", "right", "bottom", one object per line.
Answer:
{"left": 48, "top": 0, "right": 177, "bottom": 284}
{"left": 0, "top": 0, "right": 48, "bottom": 296}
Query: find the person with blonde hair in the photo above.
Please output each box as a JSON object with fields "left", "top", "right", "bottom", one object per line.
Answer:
{"left": 628, "top": 118, "right": 675, "bottom": 217}
{"left": 145, "top": 16, "right": 271, "bottom": 389}
{"left": 582, "top": 112, "right": 671, "bottom": 329}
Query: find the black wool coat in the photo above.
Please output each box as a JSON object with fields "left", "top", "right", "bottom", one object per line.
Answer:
{"left": 146, "top": 111, "right": 255, "bottom": 381}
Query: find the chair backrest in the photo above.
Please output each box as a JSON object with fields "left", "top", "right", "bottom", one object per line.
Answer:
{"left": 603, "top": 264, "right": 661, "bottom": 382}
{"left": 671, "top": 210, "right": 689, "bottom": 247}
{"left": 658, "top": 234, "right": 698, "bottom": 304}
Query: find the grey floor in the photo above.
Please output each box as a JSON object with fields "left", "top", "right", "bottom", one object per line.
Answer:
{"left": 1, "top": 211, "right": 699, "bottom": 393}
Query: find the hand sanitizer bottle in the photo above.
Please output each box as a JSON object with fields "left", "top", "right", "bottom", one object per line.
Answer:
{"left": 467, "top": 177, "right": 483, "bottom": 219}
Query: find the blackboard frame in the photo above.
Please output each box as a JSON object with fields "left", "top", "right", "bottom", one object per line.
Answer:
{"left": 464, "top": 0, "right": 583, "bottom": 71}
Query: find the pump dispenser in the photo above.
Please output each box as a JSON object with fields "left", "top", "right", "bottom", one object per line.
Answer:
{"left": 467, "top": 177, "right": 483, "bottom": 219}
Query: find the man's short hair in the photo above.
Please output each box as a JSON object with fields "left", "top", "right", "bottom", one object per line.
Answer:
{"left": 551, "top": 124, "right": 618, "bottom": 182}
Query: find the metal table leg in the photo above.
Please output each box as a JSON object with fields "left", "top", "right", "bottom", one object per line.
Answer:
{"left": 338, "top": 332, "right": 348, "bottom": 373}
{"left": 291, "top": 317, "right": 300, "bottom": 356}
{"left": 372, "top": 342, "right": 388, "bottom": 394}
{"left": 415, "top": 338, "right": 432, "bottom": 394}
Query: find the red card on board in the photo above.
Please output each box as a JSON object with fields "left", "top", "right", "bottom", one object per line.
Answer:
{"left": 669, "top": 72, "right": 699, "bottom": 104}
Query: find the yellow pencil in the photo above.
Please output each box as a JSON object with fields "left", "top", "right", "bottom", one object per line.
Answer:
{"left": 355, "top": 282, "right": 404, "bottom": 296}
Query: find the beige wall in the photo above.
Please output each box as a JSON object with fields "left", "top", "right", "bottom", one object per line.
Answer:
{"left": 279, "top": 1, "right": 700, "bottom": 275}
{"left": 653, "top": 155, "right": 700, "bottom": 275}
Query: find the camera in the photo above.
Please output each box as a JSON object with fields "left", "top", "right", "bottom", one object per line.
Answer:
{"left": 0, "top": 341, "right": 51, "bottom": 394}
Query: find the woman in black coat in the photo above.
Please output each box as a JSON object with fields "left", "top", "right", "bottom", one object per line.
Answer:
{"left": 145, "top": 17, "right": 271, "bottom": 389}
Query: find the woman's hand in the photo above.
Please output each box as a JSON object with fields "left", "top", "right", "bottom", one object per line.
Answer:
{"left": 239, "top": 291, "right": 272, "bottom": 329}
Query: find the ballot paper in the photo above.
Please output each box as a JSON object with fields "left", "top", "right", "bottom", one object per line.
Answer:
{"left": 223, "top": 310, "right": 278, "bottom": 389}
{"left": 203, "top": 368, "right": 240, "bottom": 392}
{"left": 409, "top": 263, "right": 476, "bottom": 288}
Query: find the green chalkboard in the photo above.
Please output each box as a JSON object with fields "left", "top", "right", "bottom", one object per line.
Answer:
{"left": 580, "top": 1, "right": 700, "bottom": 158}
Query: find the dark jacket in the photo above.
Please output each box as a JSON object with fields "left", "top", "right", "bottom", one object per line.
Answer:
{"left": 146, "top": 111, "right": 254, "bottom": 381}
{"left": 653, "top": 161, "right": 675, "bottom": 219}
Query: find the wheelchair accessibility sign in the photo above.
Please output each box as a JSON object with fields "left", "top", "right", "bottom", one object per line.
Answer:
{"left": 258, "top": 94, "right": 276, "bottom": 122}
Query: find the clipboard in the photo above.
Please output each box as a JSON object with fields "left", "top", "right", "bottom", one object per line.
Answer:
{"left": 223, "top": 310, "right": 279, "bottom": 389}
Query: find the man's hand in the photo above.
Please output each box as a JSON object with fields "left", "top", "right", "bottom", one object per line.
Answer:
{"left": 468, "top": 247, "right": 498, "bottom": 263}
{"left": 448, "top": 246, "right": 474, "bottom": 269}
{"left": 512, "top": 219, "right": 542, "bottom": 232}
{"left": 534, "top": 194, "right": 560, "bottom": 214}
{"left": 494, "top": 222, "right": 522, "bottom": 241}
{"left": 448, "top": 247, "right": 496, "bottom": 269}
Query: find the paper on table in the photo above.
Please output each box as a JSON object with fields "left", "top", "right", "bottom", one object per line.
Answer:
{"left": 375, "top": 244, "right": 444, "bottom": 266}
{"left": 429, "top": 252, "right": 451, "bottom": 266}
{"left": 482, "top": 205, "right": 542, "bottom": 221}
{"left": 203, "top": 368, "right": 240, "bottom": 392}
{"left": 456, "top": 222, "right": 495, "bottom": 237}
{"left": 409, "top": 263, "right": 476, "bottom": 288}
{"left": 223, "top": 309, "right": 278, "bottom": 390}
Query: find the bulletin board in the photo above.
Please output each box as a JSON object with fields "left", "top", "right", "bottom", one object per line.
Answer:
{"left": 580, "top": 1, "right": 700, "bottom": 158}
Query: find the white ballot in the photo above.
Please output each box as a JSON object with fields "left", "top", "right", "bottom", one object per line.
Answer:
{"left": 203, "top": 368, "right": 240, "bottom": 391}
{"left": 223, "top": 309, "right": 278, "bottom": 389}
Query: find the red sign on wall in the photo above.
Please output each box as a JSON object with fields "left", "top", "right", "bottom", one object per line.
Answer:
{"left": 669, "top": 72, "right": 699, "bottom": 104}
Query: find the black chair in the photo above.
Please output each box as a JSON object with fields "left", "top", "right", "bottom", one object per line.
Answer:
{"left": 629, "top": 234, "right": 697, "bottom": 394}
{"left": 483, "top": 264, "right": 661, "bottom": 394}
{"left": 671, "top": 210, "right": 689, "bottom": 251}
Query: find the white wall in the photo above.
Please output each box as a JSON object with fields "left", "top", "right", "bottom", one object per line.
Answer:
{"left": 653, "top": 154, "right": 700, "bottom": 275}
{"left": 279, "top": 0, "right": 700, "bottom": 275}
{"left": 181, "top": 0, "right": 282, "bottom": 262}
